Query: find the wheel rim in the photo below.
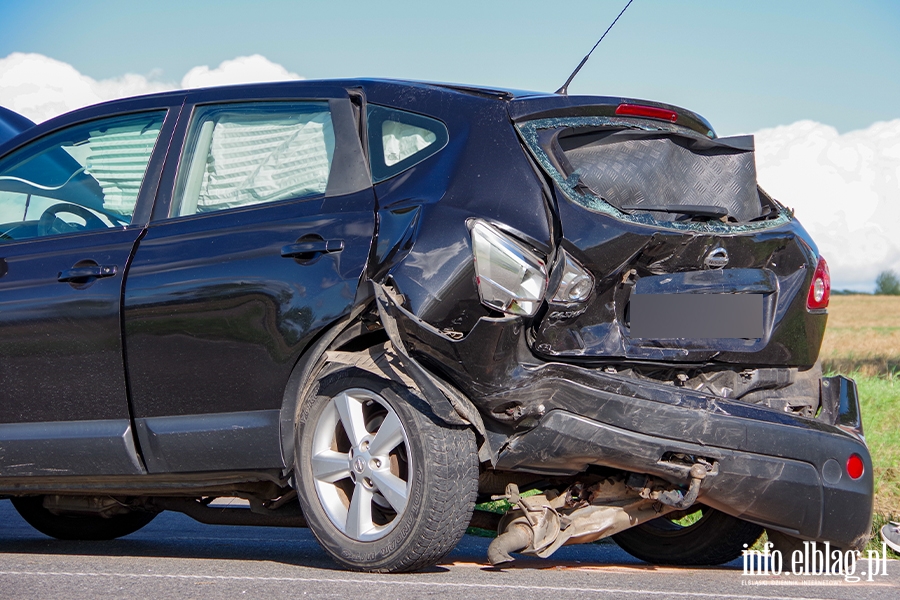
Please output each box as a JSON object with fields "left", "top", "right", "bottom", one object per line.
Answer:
{"left": 310, "top": 388, "right": 412, "bottom": 542}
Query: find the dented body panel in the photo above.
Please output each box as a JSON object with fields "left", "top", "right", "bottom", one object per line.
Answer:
{"left": 534, "top": 208, "right": 827, "bottom": 365}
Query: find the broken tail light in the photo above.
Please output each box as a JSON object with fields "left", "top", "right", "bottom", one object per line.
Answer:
{"left": 806, "top": 257, "right": 831, "bottom": 310}
{"left": 470, "top": 220, "right": 548, "bottom": 317}
{"left": 551, "top": 250, "right": 594, "bottom": 303}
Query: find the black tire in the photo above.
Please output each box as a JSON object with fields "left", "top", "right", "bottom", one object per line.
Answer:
{"left": 612, "top": 506, "right": 763, "bottom": 566}
{"left": 294, "top": 368, "right": 479, "bottom": 573}
{"left": 11, "top": 496, "right": 157, "bottom": 540}
{"left": 765, "top": 529, "right": 843, "bottom": 555}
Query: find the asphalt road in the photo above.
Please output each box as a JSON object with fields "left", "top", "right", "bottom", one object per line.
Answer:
{"left": 0, "top": 499, "right": 897, "bottom": 600}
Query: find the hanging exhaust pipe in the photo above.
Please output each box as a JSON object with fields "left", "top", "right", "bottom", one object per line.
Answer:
{"left": 487, "top": 522, "right": 533, "bottom": 566}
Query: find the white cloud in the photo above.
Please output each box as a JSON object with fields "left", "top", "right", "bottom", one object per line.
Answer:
{"left": 180, "top": 54, "right": 301, "bottom": 89}
{"left": 0, "top": 53, "right": 301, "bottom": 124}
{"left": 0, "top": 53, "right": 172, "bottom": 123}
{"left": 754, "top": 120, "right": 900, "bottom": 291}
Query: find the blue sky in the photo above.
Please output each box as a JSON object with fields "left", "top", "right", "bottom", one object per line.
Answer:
{"left": 1, "top": 0, "right": 898, "bottom": 135}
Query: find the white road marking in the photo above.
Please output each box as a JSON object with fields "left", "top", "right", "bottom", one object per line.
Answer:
{"left": 0, "top": 570, "right": 847, "bottom": 599}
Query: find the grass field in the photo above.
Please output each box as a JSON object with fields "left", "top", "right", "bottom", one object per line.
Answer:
{"left": 811, "top": 295, "right": 899, "bottom": 555}
{"left": 821, "top": 295, "right": 900, "bottom": 377}
{"left": 821, "top": 295, "right": 900, "bottom": 527}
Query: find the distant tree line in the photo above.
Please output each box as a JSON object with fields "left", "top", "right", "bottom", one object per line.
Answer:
{"left": 832, "top": 270, "right": 900, "bottom": 295}
{"left": 875, "top": 270, "right": 900, "bottom": 295}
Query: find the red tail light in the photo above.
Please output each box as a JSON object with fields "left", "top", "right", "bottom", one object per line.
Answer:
{"left": 615, "top": 103, "right": 678, "bottom": 122}
{"left": 806, "top": 257, "right": 830, "bottom": 310}
{"left": 847, "top": 454, "right": 864, "bottom": 480}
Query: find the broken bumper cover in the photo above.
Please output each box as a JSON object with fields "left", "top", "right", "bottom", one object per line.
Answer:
{"left": 384, "top": 291, "right": 872, "bottom": 548}
{"left": 493, "top": 367, "right": 873, "bottom": 550}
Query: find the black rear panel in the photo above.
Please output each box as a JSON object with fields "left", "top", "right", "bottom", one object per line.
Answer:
{"left": 534, "top": 209, "right": 826, "bottom": 367}
{"left": 510, "top": 99, "right": 826, "bottom": 368}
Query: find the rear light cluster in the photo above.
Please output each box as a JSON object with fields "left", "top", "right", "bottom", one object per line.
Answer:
{"left": 551, "top": 251, "right": 594, "bottom": 304}
{"left": 469, "top": 220, "right": 593, "bottom": 317}
{"left": 806, "top": 256, "right": 831, "bottom": 310}
{"left": 470, "top": 221, "right": 547, "bottom": 316}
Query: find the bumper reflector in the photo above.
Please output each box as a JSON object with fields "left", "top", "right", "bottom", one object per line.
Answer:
{"left": 846, "top": 454, "right": 864, "bottom": 480}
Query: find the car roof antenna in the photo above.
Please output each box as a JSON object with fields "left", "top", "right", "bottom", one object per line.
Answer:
{"left": 555, "top": 0, "right": 635, "bottom": 96}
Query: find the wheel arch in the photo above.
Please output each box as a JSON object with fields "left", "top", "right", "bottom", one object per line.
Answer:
{"left": 278, "top": 307, "right": 371, "bottom": 471}
{"left": 279, "top": 282, "right": 491, "bottom": 475}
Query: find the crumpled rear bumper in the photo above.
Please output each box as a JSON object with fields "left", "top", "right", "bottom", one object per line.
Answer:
{"left": 492, "top": 367, "right": 873, "bottom": 550}
{"left": 384, "top": 291, "right": 872, "bottom": 549}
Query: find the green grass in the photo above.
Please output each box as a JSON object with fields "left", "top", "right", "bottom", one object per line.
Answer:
{"left": 856, "top": 374, "right": 900, "bottom": 514}
{"left": 673, "top": 508, "right": 703, "bottom": 527}
{"left": 475, "top": 488, "right": 543, "bottom": 515}
{"left": 467, "top": 488, "right": 540, "bottom": 537}
{"left": 853, "top": 373, "right": 900, "bottom": 557}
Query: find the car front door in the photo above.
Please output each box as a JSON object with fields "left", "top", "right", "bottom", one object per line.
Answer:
{"left": 122, "top": 89, "right": 375, "bottom": 473}
{"left": 0, "top": 106, "right": 179, "bottom": 476}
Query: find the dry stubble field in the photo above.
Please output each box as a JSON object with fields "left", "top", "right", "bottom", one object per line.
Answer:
{"left": 821, "top": 295, "right": 900, "bottom": 377}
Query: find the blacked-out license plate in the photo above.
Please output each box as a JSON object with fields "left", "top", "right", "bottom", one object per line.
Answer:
{"left": 630, "top": 293, "right": 764, "bottom": 339}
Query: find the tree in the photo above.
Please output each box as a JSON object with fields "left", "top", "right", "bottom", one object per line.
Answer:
{"left": 875, "top": 270, "right": 900, "bottom": 295}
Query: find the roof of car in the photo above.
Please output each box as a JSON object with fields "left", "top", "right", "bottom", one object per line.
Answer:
{"left": 0, "top": 78, "right": 716, "bottom": 156}
{"left": 81, "top": 78, "right": 552, "bottom": 106}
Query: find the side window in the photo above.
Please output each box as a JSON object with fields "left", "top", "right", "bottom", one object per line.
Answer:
{"left": 366, "top": 105, "right": 448, "bottom": 183}
{"left": 172, "top": 102, "right": 334, "bottom": 217}
{"left": 0, "top": 111, "right": 165, "bottom": 242}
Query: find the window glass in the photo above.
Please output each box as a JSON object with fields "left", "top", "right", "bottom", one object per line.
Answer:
{"left": 173, "top": 103, "right": 333, "bottom": 217}
{"left": 366, "top": 105, "right": 448, "bottom": 183}
{"left": 382, "top": 120, "right": 437, "bottom": 166}
{"left": 0, "top": 111, "right": 164, "bottom": 241}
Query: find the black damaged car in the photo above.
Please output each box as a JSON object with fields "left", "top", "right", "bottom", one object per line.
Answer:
{"left": 0, "top": 80, "right": 872, "bottom": 572}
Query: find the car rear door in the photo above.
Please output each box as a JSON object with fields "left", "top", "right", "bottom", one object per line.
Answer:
{"left": 122, "top": 86, "right": 374, "bottom": 473}
{"left": 0, "top": 103, "right": 180, "bottom": 476}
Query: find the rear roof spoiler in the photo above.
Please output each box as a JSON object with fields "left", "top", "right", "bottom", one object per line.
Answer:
{"left": 507, "top": 95, "right": 715, "bottom": 138}
{"left": 0, "top": 106, "right": 35, "bottom": 147}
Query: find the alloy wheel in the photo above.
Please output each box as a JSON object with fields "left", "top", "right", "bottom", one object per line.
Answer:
{"left": 309, "top": 388, "right": 412, "bottom": 541}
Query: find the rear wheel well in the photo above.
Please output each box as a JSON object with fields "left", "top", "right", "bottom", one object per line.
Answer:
{"left": 279, "top": 306, "right": 489, "bottom": 476}
{"left": 278, "top": 310, "right": 386, "bottom": 473}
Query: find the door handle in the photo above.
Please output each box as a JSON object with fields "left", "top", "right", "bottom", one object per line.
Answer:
{"left": 280, "top": 239, "right": 344, "bottom": 259}
{"left": 58, "top": 264, "right": 117, "bottom": 282}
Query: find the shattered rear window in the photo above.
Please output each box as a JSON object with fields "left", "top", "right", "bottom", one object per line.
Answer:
{"left": 517, "top": 117, "right": 789, "bottom": 233}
